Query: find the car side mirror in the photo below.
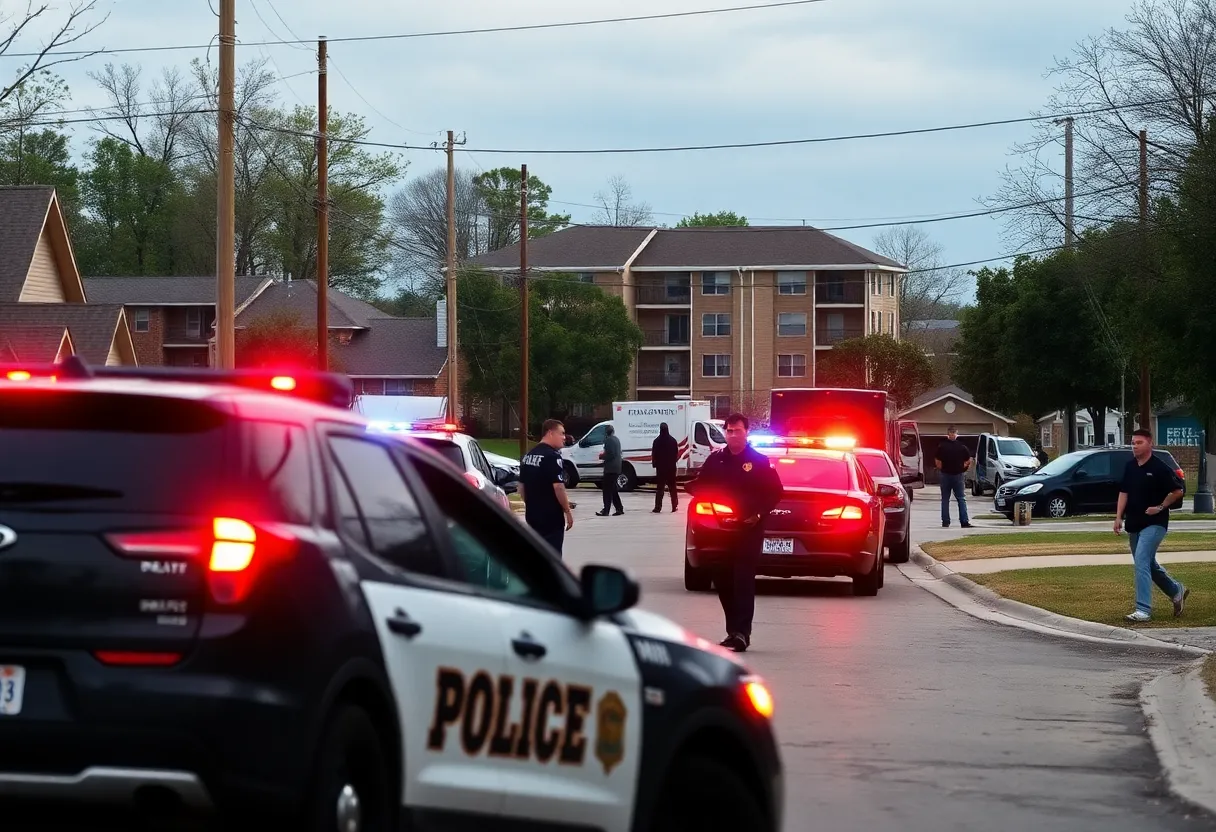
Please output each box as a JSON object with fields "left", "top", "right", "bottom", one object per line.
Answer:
{"left": 876, "top": 483, "right": 900, "bottom": 498}
{"left": 1073, "top": 469, "right": 1088, "bottom": 479}
{"left": 579, "top": 564, "right": 640, "bottom": 617}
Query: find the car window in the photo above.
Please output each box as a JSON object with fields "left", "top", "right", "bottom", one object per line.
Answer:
{"left": 469, "top": 441, "right": 495, "bottom": 479}
{"left": 855, "top": 460, "right": 876, "bottom": 493}
{"left": 988, "top": 437, "right": 998, "bottom": 459}
{"left": 580, "top": 424, "right": 608, "bottom": 447}
{"left": 410, "top": 437, "right": 466, "bottom": 471}
{"left": 899, "top": 427, "right": 919, "bottom": 457}
{"left": 695, "top": 423, "right": 709, "bottom": 445}
{"left": 707, "top": 423, "right": 726, "bottom": 444}
{"left": 332, "top": 467, "right": 370, "bottom": 549}
{"left": 765, "top": 454, "right": 852, "bottom": 489}
{"left": 242, "top": 421, "right": 313, "bottom": 524}
{"left": 328, "top": 435, "right": 444, "bottom": 578}
{"left": 408, "top": 450, "right": 571, "bottom": 606}
{"left": 1076, "top": 453, "right": 1111, "bottom": 479}
{"left": 857, "top": 453, "right": 895, "bottom": 478}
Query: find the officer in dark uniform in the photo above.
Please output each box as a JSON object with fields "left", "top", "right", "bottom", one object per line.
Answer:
{"left": 686, "top": 412, "right": 784, "bottom": 652}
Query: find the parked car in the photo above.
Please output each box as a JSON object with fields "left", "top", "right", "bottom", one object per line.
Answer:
{"left": 484, "top": 450, "right": 520, "bottom": 494}
{"left": 994, "top": 446, "right": 1186, "bottom": 519}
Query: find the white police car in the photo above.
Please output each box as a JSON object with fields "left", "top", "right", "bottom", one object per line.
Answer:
{"left": 0, "top": 359, "right": 782, "bottom": 832}
{"left": 368, "top": 420, "right": 514, "bottom": 510}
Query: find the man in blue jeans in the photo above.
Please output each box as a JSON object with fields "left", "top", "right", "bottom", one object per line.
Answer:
{"left": 1115, "top": 428, "right": 1189, "bottom": 622}
{"left": 935, "top": 426, "right": 973, "bottom": 528}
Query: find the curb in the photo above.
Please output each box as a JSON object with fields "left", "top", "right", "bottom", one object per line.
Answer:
{"left": 1141, "top": 660, "right": 1216, "bottom": 816}
{"left": 899, "top": 545, "right": 1210, "bottom": 656}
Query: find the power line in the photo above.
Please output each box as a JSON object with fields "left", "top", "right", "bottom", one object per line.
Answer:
{"left": 5, "top": 1, "right": 829, "bottom": 58}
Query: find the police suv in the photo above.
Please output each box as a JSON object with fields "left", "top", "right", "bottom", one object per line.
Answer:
{"left": 0, "top": 359, "right": 782, "bottom": 832}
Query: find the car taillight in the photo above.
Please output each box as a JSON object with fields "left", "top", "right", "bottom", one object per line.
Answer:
{"left": 105, "top": 517, "right": 291, "bottom": 605}
{"left": 694, "top": 501, "right": 735, "bottom": 516}
{"left": 465, "top": 471, "right": 486, "bottom": 490}
{"left": 822, "top": 505, "right": 864, "bottom": 520}
{"left": 693, "top": 501, "right": 737, "bottom": 527}
{"left": 93, "top": 651, "right": 182, "bottom": 667}
{"left": 1175, "top": 468, "right": 1185, "bottom": 482}
{"left": 881, "top": 490, "right": 905, "bottom": 509}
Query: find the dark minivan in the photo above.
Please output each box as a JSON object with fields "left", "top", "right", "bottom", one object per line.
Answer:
{"left": 994, "top": 446, "right": 1186, "bottom": 519}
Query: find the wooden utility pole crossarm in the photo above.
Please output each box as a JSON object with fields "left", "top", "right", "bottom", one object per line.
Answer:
{"left": 316, "top": 36, "right": 329, "bottom": 371}
{"left": 520, "top": 163, "right": 529, "bottom": 458}
{"left": 215, "top": 0, "right": 236, "bottom": 369}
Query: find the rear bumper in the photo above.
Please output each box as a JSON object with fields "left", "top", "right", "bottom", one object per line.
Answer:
{"left": 881, "top": 508, "right": 908, "bottom": 545}
{"left": 0, "top": 648, "right": 313, "bottom": 813}
{"left": 687, "top": 526, "right": 878, "bottom": 578}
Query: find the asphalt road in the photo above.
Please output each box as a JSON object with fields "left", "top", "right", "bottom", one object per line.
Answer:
{"left": 564, "top": 485, "right": 1216, "bottom": 831}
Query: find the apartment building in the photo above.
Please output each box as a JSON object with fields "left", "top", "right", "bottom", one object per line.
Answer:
{"left": 466, "top": 225, "right": 905, "bottom": 418}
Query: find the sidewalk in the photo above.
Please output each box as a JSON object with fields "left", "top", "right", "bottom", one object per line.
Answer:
{"left": 948, "top": 550, "right": 1216, "bottom": 574}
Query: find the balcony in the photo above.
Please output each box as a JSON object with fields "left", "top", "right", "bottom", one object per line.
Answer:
{"left": 162, "top": 327, "right": 210, "bottom": 345}
{"left": 816, "top": 327, "right": 864, "bottom": 346}
{"left": 815, "top": 282, "right": 865, "bottom": 305}
{"left": 641, "top": 329, "right": 691, "bottom": 348}
{"left": 636, "top": 285, "right": 692, "bottom": 305}
{"left": 637, "top": 370, "right": 691, "bottom": 388}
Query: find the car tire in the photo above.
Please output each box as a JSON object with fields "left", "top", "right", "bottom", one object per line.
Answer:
{"left": 619, "top": 463, "right": 637, "bottom": 492}
{"left": 304, "top": 704, "right": 394, "bottom": 832}
{"left": 853, "top": 554, "right": 882, "bottom": 596}
{"left": 971, "top": 477, "right": 982, "bottom": 497}
{"left": 1045, "top": 494, "right": 1070, "bottom": 519}
{"left": 888, "top": 536, "right": 911, "bottom": 564}
{"left": 647, "top": 754, "right": 772, "bottom": 832}
{"left": 563, "top": 461, "right": 580, "bottom": 488}
{"left": 684, "top": 556, "right": 713, "bottom": 592}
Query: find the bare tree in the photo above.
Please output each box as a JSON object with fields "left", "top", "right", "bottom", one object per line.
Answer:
{"left": 593, "top": 175, "right": 653, "bottom": 226}
{"left": 872, "top": 225, "right": 970, "bottom": 330}
{"left": 387, "top": 166, "right": 484, "bottom": 295}
{"left": 0, "top": 1, "right": 107, "bottom": 116}
{"left": 988, "top": 0, "right": 1216, "bottom": 250}
{"left": 87, "top": 63, "right": 201, "bottom": 166}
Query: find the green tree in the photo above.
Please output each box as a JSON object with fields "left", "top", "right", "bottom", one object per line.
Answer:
{"left": 473, "top": 167, "right": 570, "bottom": 251}
{"left": 237, "top": 311, "right": 343, "bottom": 371}
{"left": 0, "top": 127, "right": 80, "bottom": 213}
{"left": 375, "top": 287, "right": 435, "bottom": 318}
{"left": 457, "top": 271, "right": 643, "bottom": 428}
{"left": 815, "top": 334, "right": 936, "bottom": 410}
{"left": 676, "top": 210, "right": 749, "bottom": 227}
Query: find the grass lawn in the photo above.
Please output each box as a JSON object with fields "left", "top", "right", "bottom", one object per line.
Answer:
{"left": 968, "top": 563, "right": 1216, "bottom": 628}
{"left": 478, "top": 438, "right": 527, "bottom": 458}
{"left": 1203, "top": 656, "right": 1216, "bottom": 703}
{"left": 973, "top": 512, "right": 1216, "bottom": 522}
{"left": 922, "top": 531, "right": 1216, "bottom": 562}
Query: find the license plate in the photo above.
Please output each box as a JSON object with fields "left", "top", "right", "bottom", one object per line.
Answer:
{"left": 0, "top": 665, "right": 26, "bottom": 716}
{"left": 996, "top": 498, "right": 1006, "bottom": 507}
{"left": 762, "top": 538, "right": 795, "bottom": 555}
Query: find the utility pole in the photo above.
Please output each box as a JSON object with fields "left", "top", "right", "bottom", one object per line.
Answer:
{"left": 1138, "top": 129, "right": 1152, "bottom": 434}
{"left": 519, "top": 164, "right": 530, "bottom": 458}
{"left": 316, "top": 36, "right": 329, "bottom": 371}
{"left": 1060, "top": 116, "right": 1076, "bottom": 246}
{"left": 445, "top": 130, "right": 460, "bottom": 424}
{"left": 215, "top": 0, "right": 236, "bottom": 369}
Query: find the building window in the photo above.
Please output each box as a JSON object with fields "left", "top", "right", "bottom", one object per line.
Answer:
{"left": 701, "top": 272, "right": 730, "bottom": 295}
{"left": 778, "top": 312, "right": 807, "bottom": 337}
{"left": 133, "top": 308, "right": 150, "bottom": 333}
{"left": 702, "top": 354, "right": 730, "bottom": 378}
{"left": 871, "top": 273, "right": 880, "bottom": 295}
{"left": 702, "top": 313, "right": 730, "bottom": 337}
{"left": 888, "top": 312, "right": 895, "bottom": 335}
{"left": 890, "top": 273, "right": 897, "bottom": 297}
{"left": 577, "top": 273, "right": 595, "bottom": 284}
{"left": 384, "top": 380, "right": 412, "bottom": 395}
{"left": 186, "top": 308, "right": 202, "bottom": 338}
{"left": 777, "top": 271, "right": 807, "bottom": 295}
{"left": 778, "top": 354, "right": 807, "bottom": 377}
{"left": 709, "top": 395, "right": 731, "bottom": 419}
{"left": 1041, "top": 425, "right": 1052, "bottom": 448}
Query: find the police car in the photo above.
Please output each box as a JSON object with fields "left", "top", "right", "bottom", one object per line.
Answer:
{"left": 0, "top": 358, "right": 782, "bottom": 832}
{"left": 368, "top": 419, "right": 514, "bottom": 509}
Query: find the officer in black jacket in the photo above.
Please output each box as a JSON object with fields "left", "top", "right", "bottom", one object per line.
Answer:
{"left": 686, "top": 413, "right": 784, "bottom": 652}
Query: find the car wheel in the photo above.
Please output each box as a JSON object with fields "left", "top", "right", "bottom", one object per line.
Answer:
{"left": 887, "top": 536, "right": 911, "bottom": 564}
{"left": 971, "top": 477, "right": 982, "bottom": 497}
{"left": 684, "top": 556, "right": 713, "bottom": 592}
{"left": 647, "top": 754, "right": 772, "bottom": 832}
{"left": 618, "top": 463, "right": 638, "bottom": 492}
{"left": 304, "top": 705, "right": 393, "bottom": 832}
{"left": 563, "top": 461, "right": 580, "bottom": 488}
{"left": 853, "top": 554, "right": 882, "bottom": 596}
{"left": 1045, "top": 494, "right": 1070, "bottom": 519}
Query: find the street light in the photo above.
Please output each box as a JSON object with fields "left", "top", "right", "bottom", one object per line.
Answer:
{"left": 1194, "top": 429, "right": 1213, "bottom": 514}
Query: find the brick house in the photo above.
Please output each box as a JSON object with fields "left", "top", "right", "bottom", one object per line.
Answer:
{"left": 234, "top": 278, "right": 448, "bottom": 395}
{"left": 0, "top": 186, "right": 137, "bottom": 365}
{"left": 465, "top": 225, "right": 905, "bottom": 419}
{"left": 82, "top": 276, "right": 271, "bottom": 367}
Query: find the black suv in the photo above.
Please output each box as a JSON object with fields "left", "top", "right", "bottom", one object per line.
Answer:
{"left": 994, "top": 446, "right": 1187, "bottom": 519}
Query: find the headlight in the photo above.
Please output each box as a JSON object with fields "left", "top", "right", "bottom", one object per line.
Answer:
{"left": 741, "top": 675, "right": 774, "bottom": 719}
{"left": 1017, "top": 483, "right": 1043, "bottom": 495}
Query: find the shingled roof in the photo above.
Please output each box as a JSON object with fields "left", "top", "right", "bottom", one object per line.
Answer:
{"left": 464, "top": 225, "right": 903, "bottom": 272}
{"left": 0, "top": 324, "right": 71, "bottom": 362}
{"left": 0, "top": 304, "right": 134, "bottom": 365}
{"left": 83, "top": 275, "right": 271, "bottom": 307}
{"left": 334, "top": 317, "right": 447, "bottom": 377}
{"left": 0, "top": 186, "right": 85, "bottom": 303}
{"left": 235, "top": 279, "right": 386, "bottom": 329}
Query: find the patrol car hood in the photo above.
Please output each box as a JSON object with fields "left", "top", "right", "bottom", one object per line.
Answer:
{"left": 618, "top": 607, "right": 747, "bottom": 666}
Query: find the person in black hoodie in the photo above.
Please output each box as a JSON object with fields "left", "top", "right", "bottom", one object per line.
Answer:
{"left": 651, "top": 422, "right": 680, "bottom": 513}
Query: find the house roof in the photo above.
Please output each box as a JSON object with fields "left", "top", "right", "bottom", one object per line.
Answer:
{"left": 899, "top": 388, "right": 1015, "bottom": 424}
{"left": 909, "top": 384, "right": 974, "bottom": 409}
{"left": 83, "top": 275, "right": 270, "bottom": 307}
{"left": 0, "top": 303, "right": 129, "bottom": 365}
{"left": 0, "top": 186, "right": 85, "bottom": 304}
{"left": 337, "top": 317, "right": 448, "bottom": 377}
{"left": 0, "top": 324, "right": 70, "bottom": 362}
{"left": 463, "top": 225, "right": 903, "bottom": 272}
{"left": 235, "top": 279, "right": 388, "bottom": 329}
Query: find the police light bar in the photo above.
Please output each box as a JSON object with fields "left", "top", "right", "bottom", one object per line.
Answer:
{"left": 0, "top": 356, "right": 353, "bottom": 408}
{"left": 367, "top": 419, "right": 461, "bottom": 434}
{"left": 749, "top": 434, "right": 857, "bottom": 450}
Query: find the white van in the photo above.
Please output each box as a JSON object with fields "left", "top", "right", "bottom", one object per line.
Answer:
{"left": 968, "top": 433, "right": 1042, "bottom": 495}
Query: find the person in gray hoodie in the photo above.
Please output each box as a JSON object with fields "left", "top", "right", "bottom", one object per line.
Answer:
{"left": 597, "top": 424, "right": 625, "bottom": 516}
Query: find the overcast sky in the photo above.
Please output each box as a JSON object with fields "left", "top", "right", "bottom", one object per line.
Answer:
{"left": 19, "top": 0, "right": 1135, "bottom": 288}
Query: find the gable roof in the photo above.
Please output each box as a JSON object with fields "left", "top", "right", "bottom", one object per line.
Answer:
{"left": 909, "top": 384, "right": 974, "bottom": 409}
{"left": 899, "top": 388, "right": 1014, "bottom": 424}
{"left": 0, "top": 303, "right": 134, "bottom": 366}
{"left": 336, "top": 318, "right": 448, "bottom": 377}
{"left": 0, "top": 324, "right": 72, "bottom": 363}
{"left": 463, "top": 225, "right": 903, "bottom": 272}
{"left": 235, "top": 279, "right": 387, "bottom": 329}
{"left": 83, "top": 275, "right": 271, "bottom": 307}
{"left": 0, "top": 186, "right": 85, "bottom": 303}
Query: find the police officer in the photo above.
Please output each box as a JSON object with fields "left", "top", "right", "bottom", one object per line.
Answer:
{"left": 519, "top": 419, "right": 575, "bottom": 556}
{"left": 686, "top": 412, "right": 784, "bottom": 652}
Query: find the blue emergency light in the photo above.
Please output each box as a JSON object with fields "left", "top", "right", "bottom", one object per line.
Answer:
{"left": 749, "top": 434, "right": 857, "bottom": 450}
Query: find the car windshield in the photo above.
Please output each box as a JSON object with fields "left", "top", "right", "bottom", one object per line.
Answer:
{"left": 996, "top": 438, "right": 1034, "bottom": 456}
{"left": 707, "top": 423, "right": 726, "bottom": 444}
{"left": 857, "top": 453, "right": 895, "bottom": 478}
{"left": 764, "top": 454, "right": 852, "bottom": 489}
{"left": 411, "top": 437, "right": 466, "bottom": 470}
{"left": 1036, "top": 451, "right": 1085, "bottom": 477}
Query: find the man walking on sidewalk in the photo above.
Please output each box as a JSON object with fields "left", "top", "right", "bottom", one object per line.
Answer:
{"left": 597, "top": 424, "right": 624, "bottom": 517}
{"left": 1115, "top": 428, "right": 1188, "bottom": 622}
{"left": 935, "top": 426, "right": 973, "bottom": 528}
